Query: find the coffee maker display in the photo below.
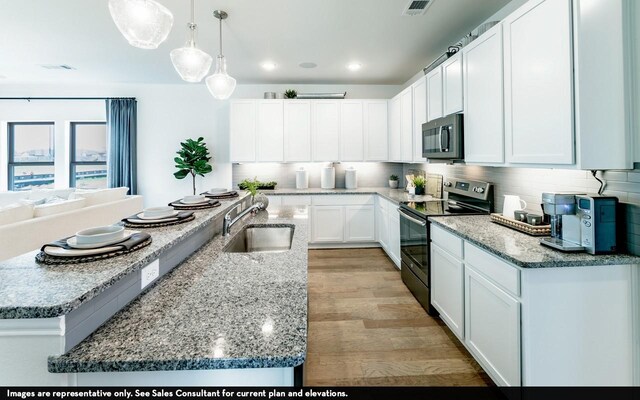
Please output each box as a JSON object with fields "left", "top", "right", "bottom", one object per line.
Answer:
{"left": 540, "top": 192, "right": 586, "bottom": 252}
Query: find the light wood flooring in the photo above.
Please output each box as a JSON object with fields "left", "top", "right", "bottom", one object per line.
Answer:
{"left": 304, "top": 248, "right": 493, "bottom": 386}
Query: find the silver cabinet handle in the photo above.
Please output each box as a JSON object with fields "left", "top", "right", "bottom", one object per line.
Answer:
{"left": 398, "top": 208, "right": 427, "bottom": 226}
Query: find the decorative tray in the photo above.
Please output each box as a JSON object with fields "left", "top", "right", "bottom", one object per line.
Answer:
{"left": 490, "top": 213, "right": 551, "bottom": 236}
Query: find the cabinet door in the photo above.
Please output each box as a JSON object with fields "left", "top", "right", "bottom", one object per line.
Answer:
{"left": 311, "top": 206, "right": 344, "bottom": 243}
{"left": 412, "top": 77, "right": 427, "bottom": 162}
{"left": 376, "top": 203, "right": 389, "bottom": 250}
{"left": 465, "top": 265, "right": 521, "bottom": 386}
{"left": 388, "top": 205, "right": 401, "bottom": 267}
{"left": 463, "top": 24, "right": 505, "bottom": 164}
{"left": 503, "top": 0, "right": 574, "bottom": 165}
{"left": 345, "top": 205, "right": 375, "bottom": 242}
{"left": 426, "top": 67, "right": 443, "bottom": 122}
{"left": 388, "top": 96, "right": 402, "bottom": 162}
{"left": 364, "top": 101, "right": 388, "bottom": 161}
{"left": 312, "top": 101, "right": 340, "bottom": 161}
{"left": 284, "top": 100, "right": 311, "bottom": 162}
{"left": 442, "top": 52, "right": 464, "bottom": 115}
{"left": 256, "top": 100, "right": 284, "bottom": 162}
{"left": 400, "top": 88, "right": 414, "bottom": 162}
{"left": 229, "top": 100, "right": 256, "bottom": 162}
{"left": 340, "top": 101, "right": 364, "bottom": 161}
{"left": 431, "top": 244, "right": 464, "bottom": 339}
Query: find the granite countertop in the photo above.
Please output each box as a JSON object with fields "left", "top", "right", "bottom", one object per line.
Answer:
{"left": 48, "top": 206, "right": 308, "bottom": 373}
{"left": 263, "top": 187, "right": 434, "bottom": 204}
{"left": 0, "top": 194, "right": 250, "bottom": 319}
{"left": 429, "top": 215, "right": 640, "bottom": 268}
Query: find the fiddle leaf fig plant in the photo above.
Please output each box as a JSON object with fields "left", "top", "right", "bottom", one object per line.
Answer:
{"left": 174, "top": 137, "right": 213, "bottom": 195}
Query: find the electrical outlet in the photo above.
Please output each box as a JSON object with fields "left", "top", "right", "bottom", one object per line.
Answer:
{"left": 141, "top": 259, "right": 160, "bottom": 290}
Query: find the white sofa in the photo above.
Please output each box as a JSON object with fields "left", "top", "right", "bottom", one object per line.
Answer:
{"left": 0, "top": 187, "right": 143, "bottom": 261}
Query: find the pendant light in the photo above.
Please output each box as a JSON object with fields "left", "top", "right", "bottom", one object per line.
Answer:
{"left": 206, "top": 10, "right": 236, "bottom": 100}
{"left": 108, "top": 0, "right": 174, "bottom": 49}
{"left": 170, "top": 0, "right": 213, "bottom": 82}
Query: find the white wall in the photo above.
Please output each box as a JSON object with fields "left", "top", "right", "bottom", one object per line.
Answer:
{"left": 0, "top": 83, "right": 400, "bottom": 206}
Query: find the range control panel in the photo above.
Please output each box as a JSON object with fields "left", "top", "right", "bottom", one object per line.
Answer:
{"left": 444, "top": 178, "right": 491, "bottom": 200}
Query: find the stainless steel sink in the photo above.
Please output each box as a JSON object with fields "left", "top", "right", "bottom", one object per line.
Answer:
{"left": 223, "top": 225, "right": 294, "bottom": 253}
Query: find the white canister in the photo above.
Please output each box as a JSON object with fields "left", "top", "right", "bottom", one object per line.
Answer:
{"left": 345, "top": 168, "right": 357, "bottom": 189}
{"left": 296, "top": 169, "right": 309, "bottom": 189}
{"left": 321, "top": 167, "right": 335, "bottom": 189}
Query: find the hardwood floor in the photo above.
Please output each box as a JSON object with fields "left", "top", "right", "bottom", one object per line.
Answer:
{"left": 304, "top": 248, "right": 493, "bottom": 386}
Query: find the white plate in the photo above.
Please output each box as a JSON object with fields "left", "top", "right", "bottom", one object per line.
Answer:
{"left": 136, "top": 211, "right": 180, "bottom": 220}
{"left": 75, "top": 225, "right": 125, "bottom": 245}
{"left": 179, "top": 199, "right": 210, "bottom": 205}
{"left": 66, "top": 230, "right": 137, "bottom": 249}
{"left": 45, "top": 244, "right": 125, "bottom": 257}
{"left": 208, "top": 188, "right": 228, "bottom": 194}
{"left": 127, "top": 216, "right": 180, "bottom": 224}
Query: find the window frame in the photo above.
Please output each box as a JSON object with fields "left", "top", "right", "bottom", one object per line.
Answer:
{"left": 69, "top": 121, "right": 108, "bottom": 188}
{"left": 7, "top": 121, "right": 55, "bottom": 191}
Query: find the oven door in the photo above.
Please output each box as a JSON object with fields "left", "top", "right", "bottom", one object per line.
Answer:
{"left": 398, "top": 208, "right": 429, "bottom": 285}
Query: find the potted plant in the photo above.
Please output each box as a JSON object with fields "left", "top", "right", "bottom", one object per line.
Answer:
{"left": 284, "top": 89, "right": 297, "bottom": 99}
{"left": 173, "top": 137, "right": 213, "bottom": 195}
{"left": 239, "top": 177, "right": 270, "bottom": 208}
{"left": 389, "top": 175, "right": 399, "bottom": 189}
{"left": 413, "top": 176, "right": 426, "bottom": 195}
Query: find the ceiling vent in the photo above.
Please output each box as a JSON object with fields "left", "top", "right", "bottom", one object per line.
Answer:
{"left": 402, "top": 0, "right": 433, "bottom": 16}
{"left": 40, "top": 64, "right": 75, "bottom": 70}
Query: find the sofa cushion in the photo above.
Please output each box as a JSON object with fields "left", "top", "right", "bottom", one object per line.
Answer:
{"left": 69, "top": 187, "right": 129, "bottom": 207}
{"left": 29, "top": 188, "right": 76, "bottom": 201}
{"left": 0, "top": 202, "right": 34, "bottom": 225}
{"left": 0, "top": 191, "right": 30, "bottom": 207}
{"left": 33, "top": 198, "right": 86, "bottom": 218}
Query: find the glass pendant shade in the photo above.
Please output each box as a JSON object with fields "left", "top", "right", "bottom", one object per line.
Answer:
{"left": 170, "top": 40, "right": 213, "bottom": 82}
{"left": 108, "top": 0, "right": 174, "bottom": 49}
{"left": 206, "top": 56, "right": 237, "bottom": 100}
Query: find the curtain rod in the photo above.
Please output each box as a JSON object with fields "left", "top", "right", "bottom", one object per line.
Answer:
{"left": 0, "top": 97, "right": 136, "bottom": 101}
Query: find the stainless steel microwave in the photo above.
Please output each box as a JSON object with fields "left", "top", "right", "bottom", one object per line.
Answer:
{"left": 422, "top": 114, "right": 463, "bottom": 160}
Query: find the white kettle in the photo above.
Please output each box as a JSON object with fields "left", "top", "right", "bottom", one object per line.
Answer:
{"left": 502, "top": 195, "right": 527, "bottom": 219}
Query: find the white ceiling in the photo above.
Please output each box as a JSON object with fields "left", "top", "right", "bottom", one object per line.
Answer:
{"left": 0, "top": 0, "right": 510, "bottom": 85}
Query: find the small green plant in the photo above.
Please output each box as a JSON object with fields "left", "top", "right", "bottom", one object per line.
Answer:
{"left": 240, "top": 177, "right": 260, "bottom": 198}
{"left": 238, "top": 179, "right": 277, "bottom": 190}
{"left": 173, "top": 137, "right": 213, "bottom": 195}
{"left": 412, "top": 175, "right": 426, "bottom": 188}
{"left": 284, "top": 89, "right": 297, "bottom": 99}
{"left": 389, "top": 174, "right": 399, "bottom": 181}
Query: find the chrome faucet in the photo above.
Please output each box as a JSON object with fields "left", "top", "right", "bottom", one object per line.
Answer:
{"left": 223, "top": 202, "right": 264, "bottom": 236}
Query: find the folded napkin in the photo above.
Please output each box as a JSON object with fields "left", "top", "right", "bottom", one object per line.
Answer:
{"left": 124, "top": 211, "right": 193, "bottom": 224}
{"left": 41, "top": 231, "right": 151, "bottom": 256}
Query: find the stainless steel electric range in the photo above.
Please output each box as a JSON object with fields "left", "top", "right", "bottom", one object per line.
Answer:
{"left": 399, "top": 178, "right": 494, "bottom": 316}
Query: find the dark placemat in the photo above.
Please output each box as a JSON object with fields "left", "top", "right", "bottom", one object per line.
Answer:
{"left": 201, "top": 191, "right": 239, "bottom": 200}
{"left": 36, "top": 234, "right": 152, "bottom": 265}
{"left": 122, "top": 212, "right": 195, "bottom": 228}
{"left": 169, "top": 199, "right": 221, "bottom": 210}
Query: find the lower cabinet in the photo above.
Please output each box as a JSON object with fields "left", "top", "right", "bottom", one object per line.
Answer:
{"left": 310, "top": 206, "right": 345, "bottom": 243}
{"left": 388, "top": 207, "right": 401, "bottom": 267}
{"left": 430, "top": 243, "right": 464, "bottom": 339}
{"left": 344, "top": 205, "right": 375, "bottom": 242}
{"left": 376, "top": 200, "right": 389, "bottom": 250}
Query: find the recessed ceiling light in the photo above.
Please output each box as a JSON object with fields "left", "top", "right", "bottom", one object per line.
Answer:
{"left": 261, "top": 62, "right": 277, "bottom": 71}
{"left": 299, "top": 62, "right": 317, "bottom": 69}
{"left": 40, "top": 64, "right": 76, "bottom": 70}
{"left": 347, "top": 62, "right": 362, "bottom": 71}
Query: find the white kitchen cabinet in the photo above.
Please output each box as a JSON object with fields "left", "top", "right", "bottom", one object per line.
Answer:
{"left": 312, "top": 101, "right": 340, "bottom": 161}
{"left": 503, "top": 0, "right": 574, "bottom": 165}
{"left": 230, "top": 100, "right": 256, "bottom": 162}
{"left": 256, "top": 100, "right": 284, "bottom": 162}
{"left": 311, "top": 206, "right": 344, "bottom": 243}
{"left": 411, "top": 77, "right": 427, "bottom": 163}
{"left": 388, "top": 95, "right": 401, "bottom": 162}
{"left": 463, "top": 24, "right": 505, "bottom": 164}
{"left": 426, "top": 67, "right": 443, "bottom": 122}
{"left": 388, "top": 204, "right": 401, "bottom": 267}
{"left": 442, "top": 52, "right": 464, "bottom": 115}
{"left": 284, "top": 100, "right": 312, "bottom": 162}
{"left": 431, "top": 243, "right": 465, "bottom": 340}
{"left": 400, "top": 88, "right": 413, "bottom": 162}
{"left": 376, "top": 199, "right": 389, "bottom": 250}
{"left": 465, "top": 265, "right": 521, "bottom": 386}
{"left": 364, "top": 100, "right": 388, "bottom": 161}
{"left": 344, "top": 205, "right": 375, "bottom": 242}
{"left": 340, "top": 101, "right": 364, "bottom": 161}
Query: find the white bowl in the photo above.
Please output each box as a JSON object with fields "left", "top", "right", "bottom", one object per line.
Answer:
{"left": 182, "top": 195, "right": 206, "bottom": 204}
{"left": 143, "top": 206, "right": 174, "bottom": 218}
{"left": 75, "top": 225, "right": 125, "bottom": 245}
{"left": 208, "top": 188, "right": 228, "bottom": 194}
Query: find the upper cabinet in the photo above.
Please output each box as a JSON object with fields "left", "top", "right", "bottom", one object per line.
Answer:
{"left": 442, "top": 52, "right": 464, "bottom": 115}
{"left": 388, "top": 95, "right": 402, "bottom": 162}
{"left": 412, "top": 77, "right": 427, "bottom": 162}
{"left": 426, "top": 67, "right": 443, "bottom": 122}
{"left": 256, "top": 100, "right": 284, "bottom": 162}
{"left": 503, "top": 0, "right": 574, "bottom": 165}
{"left": 400, "top": 87, "right": 414, "bottom": 162}
{"left": 364, "top": 100, "right": 389, "bottom": 161}
{"left": 284, "top": 100, "right": 312, "bottom": 162}
{"left": 230, "top": 100, "right": 257, "bottom": 162}
{"left": 312, "top": 101, "right": 341, "bottom": 161}
{"left": 463, "top": 24, "right": 505, "bottom": 164}
{"left": 340, "top": 101, "right": 364, "bottom": 161}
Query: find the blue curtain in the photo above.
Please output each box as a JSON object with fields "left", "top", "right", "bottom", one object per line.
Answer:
{"left": 106, "top": 98, "right": 137, "bottom": 195}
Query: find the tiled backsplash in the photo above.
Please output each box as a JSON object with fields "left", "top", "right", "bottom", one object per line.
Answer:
{"left": 232, "top": 162, "right": 404, "bottom": 189}
{"left": 405, "top": 163, "right": 640, "bottom": 255}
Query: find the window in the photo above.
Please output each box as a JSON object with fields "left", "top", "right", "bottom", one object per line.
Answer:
{"left": 70, "top": 122, "right": 108, "bottom": 189}
{"left": 8, "top": 122, "right": 55, "bottom": 191}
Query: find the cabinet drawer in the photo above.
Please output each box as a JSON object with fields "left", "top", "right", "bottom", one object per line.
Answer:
{"left": 266, "top": 196, "right": 282, "bottom": 206}
{"left": 430, "top": 224, "right": 463, "bottom": 259}
{"left": 464, "top": 242, "right": 520, "bottom": 297}
{"left": 281, "top": 195, "right": 312, "bottom": 206}
{"left": 312, "top": 195, "right": 374, "bottom": 206}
